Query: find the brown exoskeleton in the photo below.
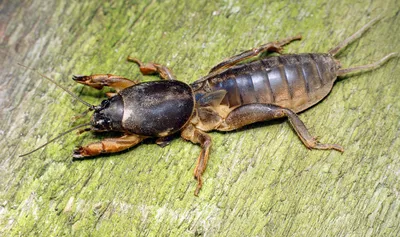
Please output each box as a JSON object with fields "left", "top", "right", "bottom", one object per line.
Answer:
{"left": 21, "top": 17, "right": 397, "bottom": 195}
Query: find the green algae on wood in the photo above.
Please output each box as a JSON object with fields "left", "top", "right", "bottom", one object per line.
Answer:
{"left": 1, "top": 0, "right": 400, "bottom": 236}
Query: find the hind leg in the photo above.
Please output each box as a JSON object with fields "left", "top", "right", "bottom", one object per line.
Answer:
{"left": 217, "top": 104, "right": 343, "bottom": 152}
{"left": 208, "top": 35, "right": 302, "bottom": 74}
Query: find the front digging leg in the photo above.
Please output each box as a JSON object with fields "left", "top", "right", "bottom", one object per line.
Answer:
{"left": 73, "top": 74, "right": 138, "bottom": 92}
{"left": 73, "top": 134, "right": 145, "bottom": 158}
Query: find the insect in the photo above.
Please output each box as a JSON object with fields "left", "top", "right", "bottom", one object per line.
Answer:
{"left": 21, "top": 17, "right": 397, "bottom": 195}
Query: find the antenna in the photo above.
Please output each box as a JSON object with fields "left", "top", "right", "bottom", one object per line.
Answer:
{"left": 18, "top": 63, "right": 96, "bottom": 157}
{"left": 18, "top": 63, "right": 95, "bottom": 110}
{"left": 19, "top": 123, "right": 91, "bottom": 157}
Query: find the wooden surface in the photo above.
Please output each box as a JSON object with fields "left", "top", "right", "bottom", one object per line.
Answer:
{"left": 1, "top": 0, "right": 399, "bottom": 236}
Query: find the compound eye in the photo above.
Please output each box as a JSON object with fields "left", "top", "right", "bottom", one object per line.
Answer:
{"left": 100, "top": 118, "right": 112, "bottom": 129}
{"left": 91, "top": 117, "right": 109, "bottom": 131}
{"left": 96, "top": 119, "right": 104, "bottom": 127}
{"left": 101, "top": 100, "right": 110, "bottom": 108}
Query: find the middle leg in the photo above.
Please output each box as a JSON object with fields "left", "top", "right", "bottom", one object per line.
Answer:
{"left": 127, "top": 56, "right": 176, "bottom": 80}
{"left": 181, "top": 124, "right": 212, "bottom": 196}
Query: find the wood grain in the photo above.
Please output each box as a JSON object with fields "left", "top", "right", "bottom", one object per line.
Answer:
{"left": 1, "top": 0, "right": 399, "bottom": 235}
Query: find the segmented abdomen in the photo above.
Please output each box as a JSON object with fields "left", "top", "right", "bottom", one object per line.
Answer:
{"left": 193, "top": 53, "right": 339, "bottom": 113}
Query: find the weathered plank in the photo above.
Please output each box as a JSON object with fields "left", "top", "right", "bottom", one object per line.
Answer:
{"left": 1, "top": 0, "right": 399, "bottom": 236}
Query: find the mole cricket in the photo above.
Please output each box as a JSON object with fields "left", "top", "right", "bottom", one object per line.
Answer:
{"left": 20, "top": 17, "right": 397, "bottom": 195}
